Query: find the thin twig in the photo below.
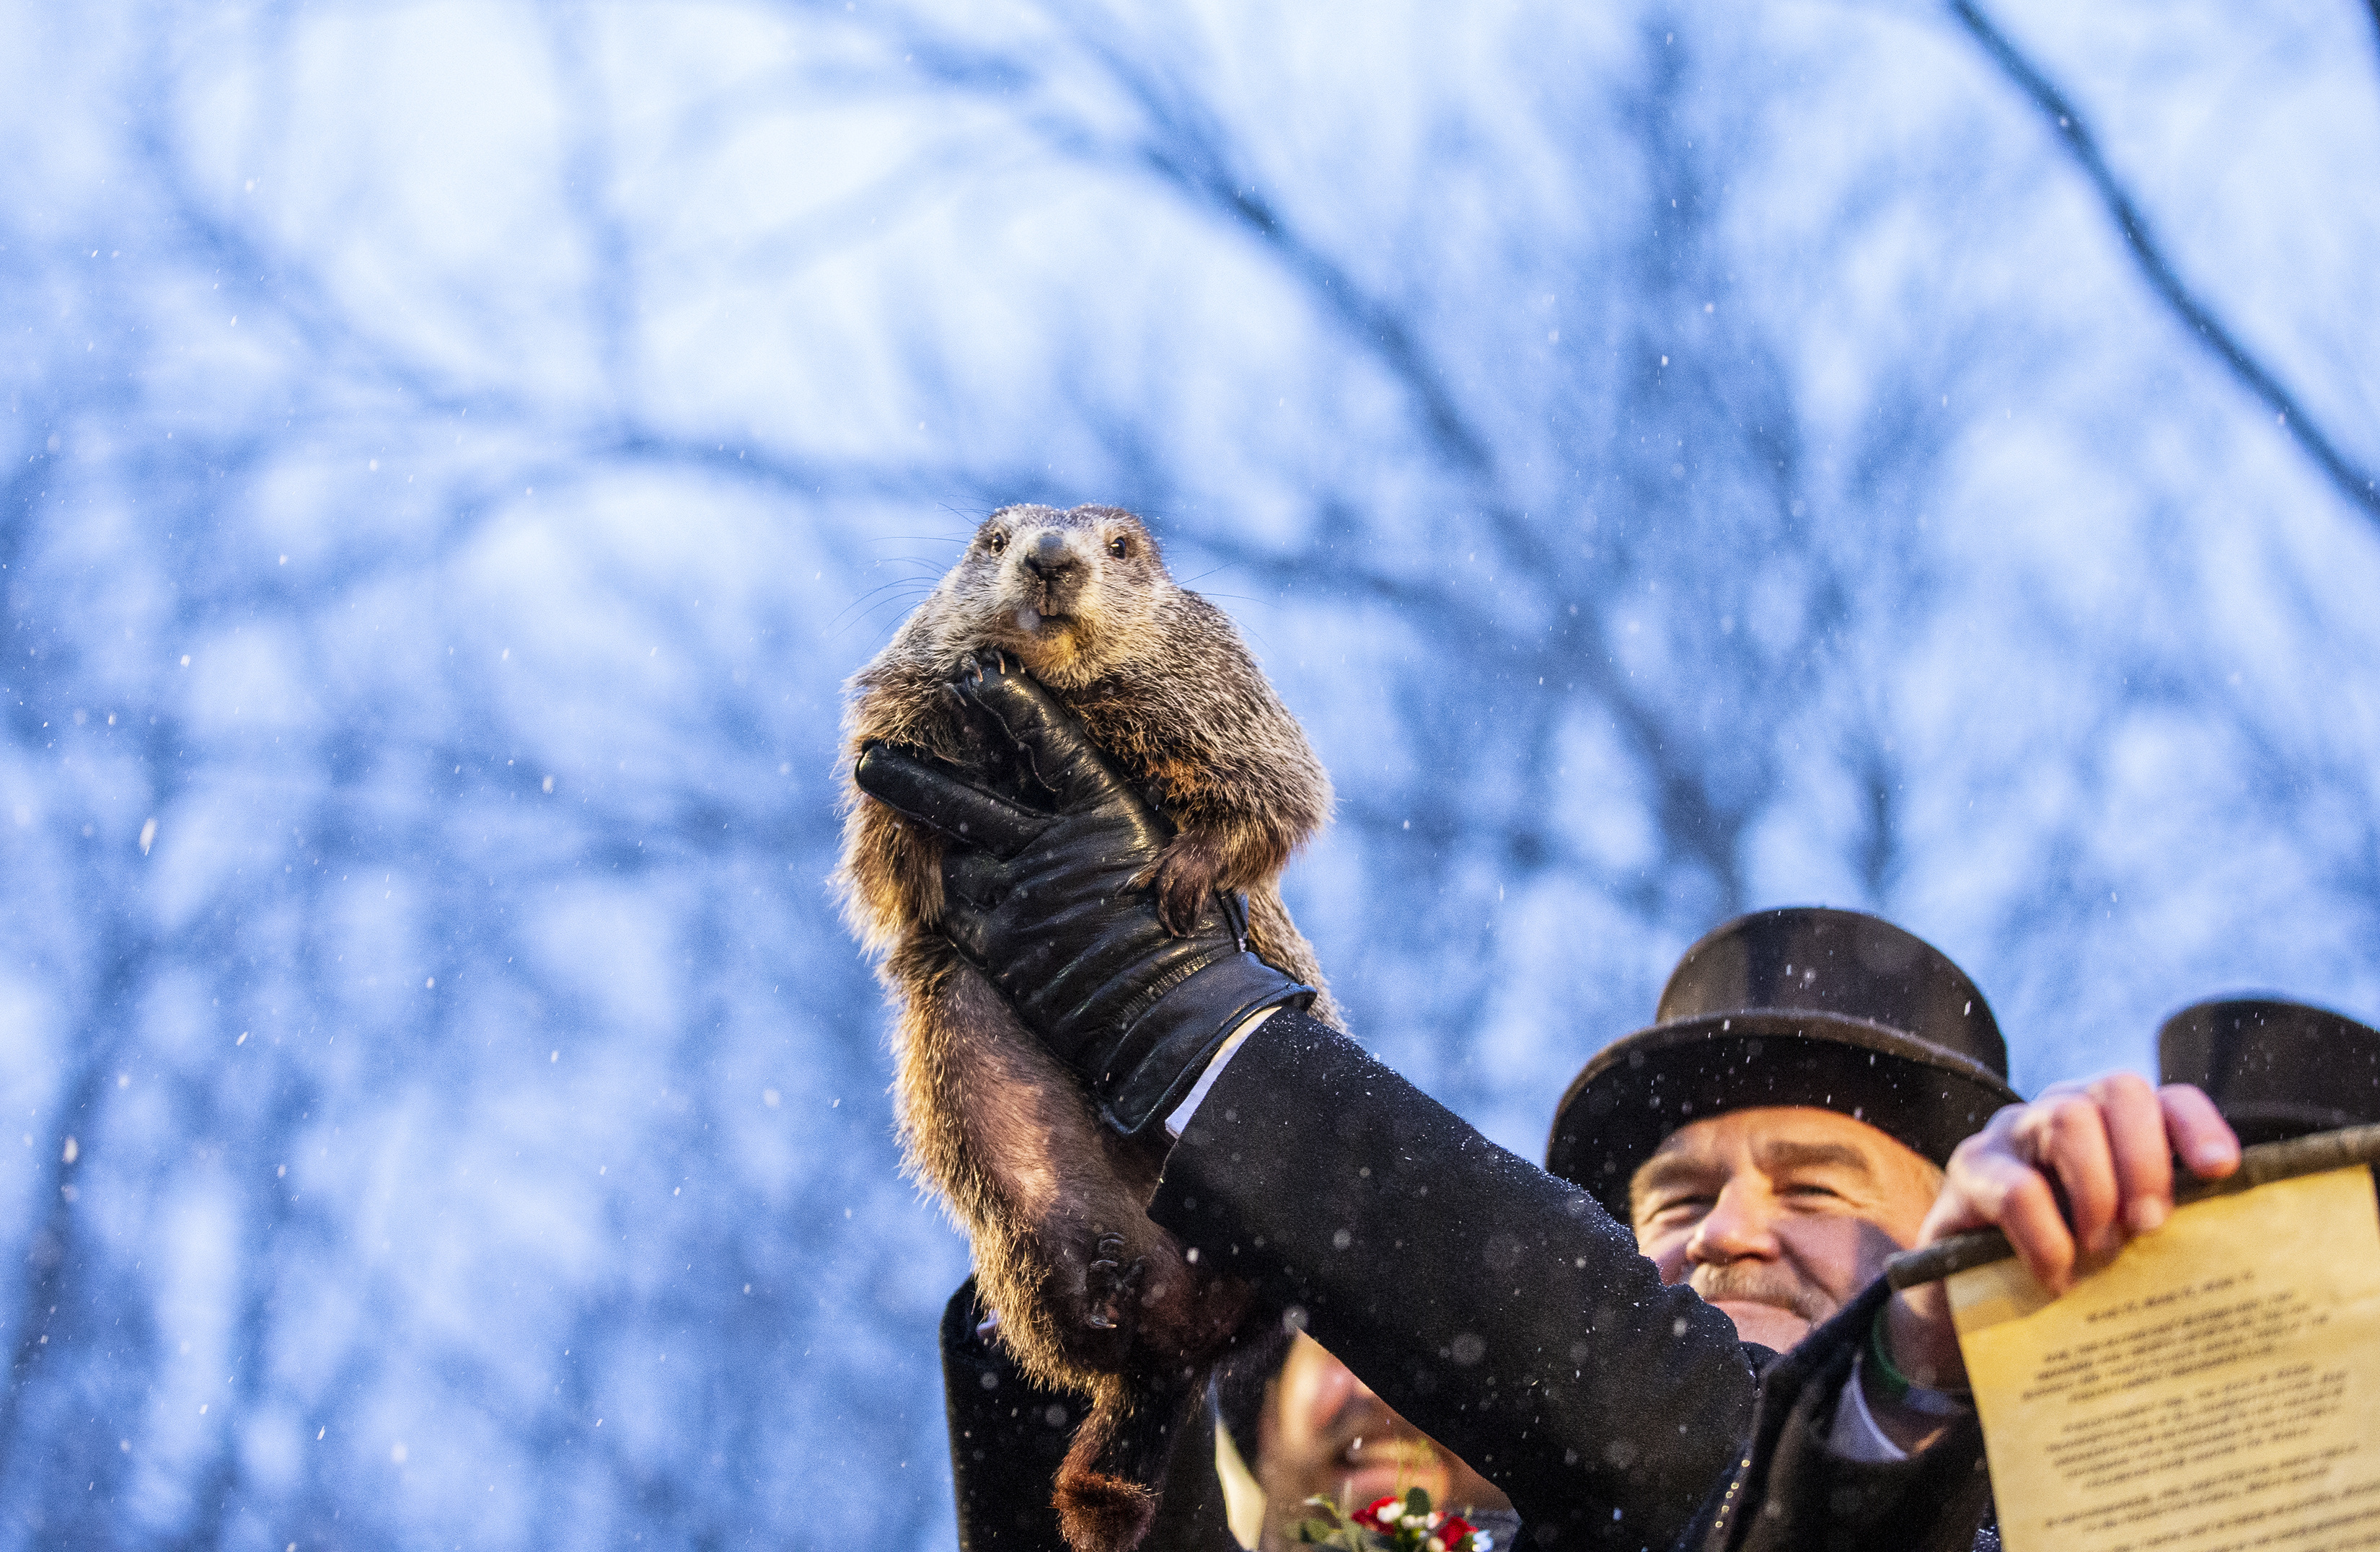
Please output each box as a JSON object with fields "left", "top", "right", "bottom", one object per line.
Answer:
{"left": 1953, "top": 0, "right": 2380, "bottom": 524}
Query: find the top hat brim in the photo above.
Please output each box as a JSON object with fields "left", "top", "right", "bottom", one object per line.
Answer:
{"left": 1546, "top": 1009, "right": 2022, "bottom": 1222}
{"left": 2213, "top": 1103, "right": 2374, "bottom": 1150}
{"left": 2159, "top": 997, "right": 2380, "bottom": 1145}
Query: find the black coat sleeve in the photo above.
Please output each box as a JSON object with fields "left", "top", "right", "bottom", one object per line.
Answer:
{"left": 1692, "top": 1278, "right": 1994, "bottom": 1552}
{"left": 1146, "top": 1010, "right": 1761, "bottom": 1552}
{"left": 942, "top": 1279, "right": 1246, "bottom": 1552}
{"left": 943, "top": 1279, "right": 1075, "bottom": 1552}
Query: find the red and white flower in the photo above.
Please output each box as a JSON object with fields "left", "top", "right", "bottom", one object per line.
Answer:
{"left": 1300, "top": 1488, "right": 1491, "bottom": 1552}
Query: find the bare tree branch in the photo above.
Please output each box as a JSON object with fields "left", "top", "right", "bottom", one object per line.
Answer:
{"left": 6, "top": 1, "right": 2375, "bottom": 1537}
{"left": 1954, "top": 0, "right": 2380, "bottom": 524}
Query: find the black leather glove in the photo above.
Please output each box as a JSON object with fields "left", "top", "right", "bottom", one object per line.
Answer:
{"left": 852, "top": 656, "right": 1313, "bottom": 1134}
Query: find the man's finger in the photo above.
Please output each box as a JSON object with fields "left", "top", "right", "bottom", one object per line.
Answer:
{"left": 1951, "top": 1145, "right": 2079, "bottom": 1292}
{"left": 945, "top": 847, "right": 1008, "bottom": 909}
{"left": 1991, "top": 1163, "right": 2081, "bottom": 1294}
{"left": 1937, "top": 1137, "right": 2081, "bottom": 1292}
{"left": 2030, "top": 1093, "right": 2122, "bottom": 1258}
{"left": 940, "top": 894, "right": 992, "bottom": 969}
{"left": 854, "top": 744, "right": 1049, "bottom": 857}
{"left": 2093, "top": 1072, "right": 2176, "bottom": 1236}
{"left": 1936, "top": 1120, "right": 2076, "bottom": 1282}
{"left": 956, "top": 658, "right": 1144, "bottom": 819}
{"left": 2160, "top": 1083, "right": 2242, "bottom": 1181}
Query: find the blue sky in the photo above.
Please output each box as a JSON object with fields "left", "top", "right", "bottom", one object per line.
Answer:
{"left": 1, "top": 1, "right": 2376, "bottom": 1546}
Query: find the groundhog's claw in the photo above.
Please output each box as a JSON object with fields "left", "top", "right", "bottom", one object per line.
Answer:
{"left": 1085, "top": 1235, "right": 1146, "bottom": 1333}
{"left": 1154, "top": 872, "right": 1204, "bottom": 937}
{"left": 1149, "top": 832, "right": 1231, "bottom": 936}
{"left": 953, "top": 648, "right": 1010, "bottom": 682}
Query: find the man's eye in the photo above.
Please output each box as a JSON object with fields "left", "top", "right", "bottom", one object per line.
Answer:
{"left": 1783, "top": 1181, "right": 1843, "bottom": 1202}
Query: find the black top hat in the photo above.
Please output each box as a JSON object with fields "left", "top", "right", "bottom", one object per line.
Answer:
{"left": 2157, "top": 997, "right": 2380, "bottom": 1147}
{"left": 1546, "top": 907, "right": 2021, "bottom": 1222}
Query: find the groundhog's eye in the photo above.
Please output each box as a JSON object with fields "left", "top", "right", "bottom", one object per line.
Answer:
{"left": 1106, "top": 534, "right": 1130, "bottom": 559}
{"left": 985, "top": 531, "right": 1007, "bottom": 555}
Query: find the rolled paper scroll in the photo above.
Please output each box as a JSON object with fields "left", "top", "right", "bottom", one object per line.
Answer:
{"left": 1926, "top": 1150, "right": 2380, "bottom": 1552}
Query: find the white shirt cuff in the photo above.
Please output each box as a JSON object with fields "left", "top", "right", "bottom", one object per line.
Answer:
{"left": 1162, "top": 1005, "right": 1284, "bottom": 1137}
{"left": 1825, "top": 1349, "right": 1910, "bottom": 1464}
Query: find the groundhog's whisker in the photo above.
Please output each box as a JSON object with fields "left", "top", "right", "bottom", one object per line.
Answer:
{"left": 835, "top": 578, "right": 937, "bottom": 609}
{"left": 832, "top": 591, "right": 937, "bottom": 628}
{"left": 827, "top": 581, "right": 938, "bottom": 632}
{"left": 831, "top": 603, "right": 938, "bottom": 642}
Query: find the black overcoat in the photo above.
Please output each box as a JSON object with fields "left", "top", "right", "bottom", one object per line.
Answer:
{"left": 1147, "top": 1010, "right": 1760, "bottom": 1550}
{"left": 1680, "top": 1276, "right": 1994, "bottom": 1552}
{"left": 945, "top": 1009, "right": 1997, "bottom": 1551}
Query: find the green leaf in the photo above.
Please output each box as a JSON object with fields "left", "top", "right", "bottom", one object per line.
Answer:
{"left": 1405, "top": 1486, "right": 1432, "bottom": 1517}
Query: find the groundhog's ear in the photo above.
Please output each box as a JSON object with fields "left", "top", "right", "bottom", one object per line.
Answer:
{"left": 853, "top": 743, "right": 1047, "bottom": 858}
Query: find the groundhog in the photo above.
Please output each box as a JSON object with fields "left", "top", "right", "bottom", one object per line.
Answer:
{"left": 837, "top": 503, "right": 1338, "bottom": 1552}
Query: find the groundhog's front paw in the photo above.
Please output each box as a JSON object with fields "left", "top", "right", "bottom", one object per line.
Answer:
{"left": 950, "top": 648, "right": 1016, "bottom": 685}
{"left": 1148, "top": 834, "right": 1227, "bottom": 937}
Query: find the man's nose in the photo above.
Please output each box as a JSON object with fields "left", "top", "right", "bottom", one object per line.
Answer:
{"left": 1685, "top": 1179, "right": 1781, "bottom": 1264}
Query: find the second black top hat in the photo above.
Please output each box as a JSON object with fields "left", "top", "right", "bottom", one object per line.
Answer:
{"left": 2159, "top": 996, "right": 2380, "bottom": 1147}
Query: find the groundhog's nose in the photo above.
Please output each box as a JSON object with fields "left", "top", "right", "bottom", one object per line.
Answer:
{"left": 1020, "top": 532, "right": 1078, "bottom": 583}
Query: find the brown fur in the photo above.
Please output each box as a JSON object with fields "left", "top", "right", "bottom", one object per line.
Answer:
{"left": 836, "top": 504, "right": 1337, "bottom": 1552}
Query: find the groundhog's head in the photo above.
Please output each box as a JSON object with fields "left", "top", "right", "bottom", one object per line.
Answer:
{"left": 929, "top": 503, "right": 1173, "bottom": 689}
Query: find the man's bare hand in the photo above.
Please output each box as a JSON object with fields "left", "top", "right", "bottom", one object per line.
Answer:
{"left": 1879, "top": 1076, "right": 2241, "bottom": 1416}
{"left": 1926, "top": 1075, "right": 2239, "bottom": 1292}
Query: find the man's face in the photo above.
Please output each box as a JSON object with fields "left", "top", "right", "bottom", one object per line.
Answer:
{"left": 1628, "top": 1105, "right": 1942, "bottom": 1352}
{"left": 1254, "top": 1334, "right": 1510, "bottom": 1550}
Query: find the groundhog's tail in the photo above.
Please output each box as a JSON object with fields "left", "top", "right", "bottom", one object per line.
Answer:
{"left": 1053, "top": 1373, "right": 1201, "bottom": 1552}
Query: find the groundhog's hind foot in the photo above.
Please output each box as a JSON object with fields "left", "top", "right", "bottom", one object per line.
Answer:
{"left": 1083, "top": 1233, "right": 1145, "bottom": 1332}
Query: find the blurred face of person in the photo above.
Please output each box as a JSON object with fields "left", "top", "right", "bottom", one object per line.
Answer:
{"left": 1255, "top": 1334, "right": 1512, "bottom": 1551}
{"left": 1629, "top": 1106, "right": 1942, "bottom": 1352}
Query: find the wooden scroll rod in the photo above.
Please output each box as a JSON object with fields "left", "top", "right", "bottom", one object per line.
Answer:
{"left": 1884, "top": 1121, "right": 2380, "bottom": 1291}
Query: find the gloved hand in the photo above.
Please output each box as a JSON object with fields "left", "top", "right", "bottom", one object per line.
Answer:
{"left": 853, "top": 654, "right": 1313, "bottom": 1134}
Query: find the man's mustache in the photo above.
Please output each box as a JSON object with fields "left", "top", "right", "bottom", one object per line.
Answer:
{"left": 1690, "top": 1261, "right": 1837, "bottom": 1323}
